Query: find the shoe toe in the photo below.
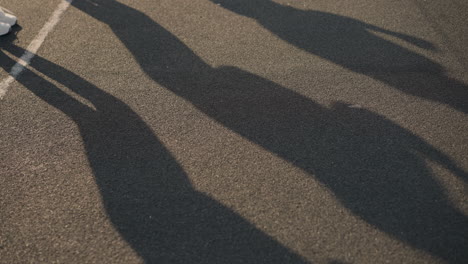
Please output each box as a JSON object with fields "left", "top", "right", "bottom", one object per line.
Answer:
{"left": 0, "top": 22, "right": 11, "bottom": 36}
{"left": 0, "top": 10, "right": 16, "bottom": 26}
{"left": 4, "top": 13, "right": 16, "bottom": 26}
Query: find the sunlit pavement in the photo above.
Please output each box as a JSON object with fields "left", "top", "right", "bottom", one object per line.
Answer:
{"left": 1, "top": 1, "right": 467, "bottom": 263}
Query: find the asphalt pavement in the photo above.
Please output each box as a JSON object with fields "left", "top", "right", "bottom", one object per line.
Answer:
{"left": 1, "top": 0, "right": 467, "bottom": 263}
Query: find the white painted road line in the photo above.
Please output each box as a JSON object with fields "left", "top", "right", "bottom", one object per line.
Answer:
{"left": 0, "top": 0, "right": 73, "bottom": 99}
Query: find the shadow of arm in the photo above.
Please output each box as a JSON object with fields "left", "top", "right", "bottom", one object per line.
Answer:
{"left": 364, "top": 23, "right": 437, "bottom": 51}
{"left": 417, "top": 142, "right": 468, "bottom": 184}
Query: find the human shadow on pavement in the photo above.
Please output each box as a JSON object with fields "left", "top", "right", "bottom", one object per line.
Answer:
{"left": 0, "top": 24, "right": 21, "bottom": 73}
{"left": 210, "top": 0, "right": 468, "bottom": 114}
{"left": 69, "top": 1, "right": 468, "bottom": 263}
{"left": 0, "top": 45, "right": 310, "bottom": 264}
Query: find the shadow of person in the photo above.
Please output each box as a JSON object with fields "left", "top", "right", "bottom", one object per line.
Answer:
{"left": 68, "top": 1, "right": 468, "bottom": 263}
{"left": 210, "top": 0, "right": 468, "bottom": 114}
{"left": 0, "top": 45, "right": 310, "bottom": 263}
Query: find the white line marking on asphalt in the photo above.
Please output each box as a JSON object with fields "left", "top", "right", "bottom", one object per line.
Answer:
{"left": 0, "top": 0, "right": 73, "bottom": 99}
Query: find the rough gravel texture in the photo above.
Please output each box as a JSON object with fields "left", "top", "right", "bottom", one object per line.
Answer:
{"left": 1, "top": 0, "right": 467, "bottom": 263}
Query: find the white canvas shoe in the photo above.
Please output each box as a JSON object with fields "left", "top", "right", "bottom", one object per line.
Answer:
{"left": 0, "top": 21, "right": 11, "bottom": 36}
{"left": 0, "top": 7, "right": 16, "bottom": 26}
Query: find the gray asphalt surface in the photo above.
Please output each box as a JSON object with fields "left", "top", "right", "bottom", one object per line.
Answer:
{"left": 1, "top": 0, "right": 467, "bottom": 263}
